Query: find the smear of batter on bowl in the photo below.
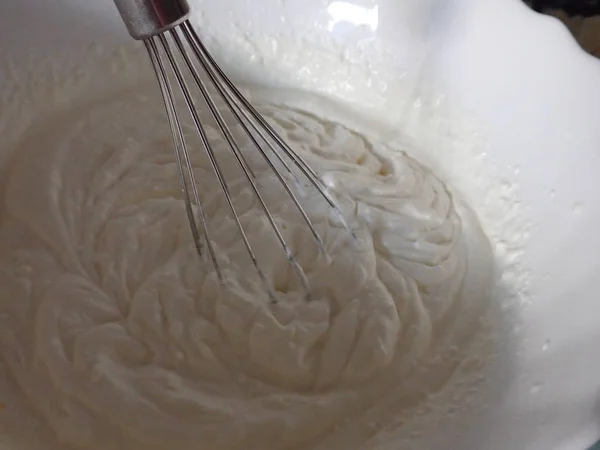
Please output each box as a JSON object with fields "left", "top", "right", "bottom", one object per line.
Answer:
{"left": 0, "top": 71, "right": 494, "bottom": 449}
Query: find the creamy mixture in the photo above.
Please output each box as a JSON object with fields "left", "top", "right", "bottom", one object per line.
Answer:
{"left": 0, "top": 73, "right": 494, "bottom": 449}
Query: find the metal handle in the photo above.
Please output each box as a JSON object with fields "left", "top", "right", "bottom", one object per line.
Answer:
{"left": 113, "top": 0, "right": 191, "bottom": 40}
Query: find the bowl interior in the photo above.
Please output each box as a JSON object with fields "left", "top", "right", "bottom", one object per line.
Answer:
{"left": 0, "top": 0, "right": 599, "bottom": 449}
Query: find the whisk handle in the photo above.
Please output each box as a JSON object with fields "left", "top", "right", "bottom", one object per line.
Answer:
{"left": 113, "top": 0, "right": 191, "bottom": 40}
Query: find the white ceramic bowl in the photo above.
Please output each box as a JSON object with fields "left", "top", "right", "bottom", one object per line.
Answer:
{"left": 1, "top": 0, "right": 599, "bottom": 449}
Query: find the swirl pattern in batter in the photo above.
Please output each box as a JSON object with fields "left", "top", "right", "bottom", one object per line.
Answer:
{"left": 0, "top": 87, "right": 493, "bottom": 450}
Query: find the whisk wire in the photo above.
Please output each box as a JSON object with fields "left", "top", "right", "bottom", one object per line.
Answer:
{"left": 156, "top": 33, "right": 279, "bottom": 301}
{"left": 183, "top": 23, "right": 354, "bottom": 237}
{"left": 145, "top": 37, "right": 222, "bottom": 282}
{"left": 180, "top": 22, "right": 328, "bottom": 256}
{"left": 169, "top": 27, "right": 311, "bottom": 296}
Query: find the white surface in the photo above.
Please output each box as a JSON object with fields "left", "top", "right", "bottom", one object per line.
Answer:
{"left": 0, "top": 0, "right": 599, "bottom": 449}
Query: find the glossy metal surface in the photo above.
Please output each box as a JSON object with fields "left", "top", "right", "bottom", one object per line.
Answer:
{"left": 112, "top": 0, "right": 190, "bottom": 39}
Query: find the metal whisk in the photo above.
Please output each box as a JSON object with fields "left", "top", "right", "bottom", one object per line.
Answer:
{"left": 112, "top": 0, "right": 351, "bottom": 299}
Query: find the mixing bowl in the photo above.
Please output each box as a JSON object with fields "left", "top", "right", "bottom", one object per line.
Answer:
{"left": 1, "top": 0, "right": 599, "bottom": 449}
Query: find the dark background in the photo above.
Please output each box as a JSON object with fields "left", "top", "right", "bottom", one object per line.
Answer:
{"left": 526, "top": 0, "right": 600, "bottom": 15}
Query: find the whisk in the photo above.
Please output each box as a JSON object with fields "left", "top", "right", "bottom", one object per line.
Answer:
{"left": 112, "top": 0, "right": 352, "bottom": 299}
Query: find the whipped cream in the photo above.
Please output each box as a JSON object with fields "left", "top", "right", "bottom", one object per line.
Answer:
{"left": 0, "top": 72, "right": 493, "bottom": 449}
